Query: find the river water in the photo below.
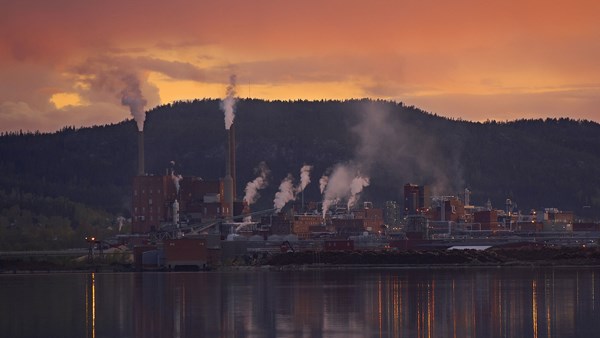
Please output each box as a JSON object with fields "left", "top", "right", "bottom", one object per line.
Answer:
{"left": 1, "top": 267, "right": 599, "bottom": 338}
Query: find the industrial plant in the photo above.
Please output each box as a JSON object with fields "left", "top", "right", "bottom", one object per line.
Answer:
{"left": 122, "top": 78, "right": 600, "bottom": 272}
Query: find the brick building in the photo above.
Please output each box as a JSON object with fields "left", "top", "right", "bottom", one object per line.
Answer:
{"left": 292, "top": 214, "right": 325, "bottom": 238}
{"left": 403, "top": 184, "right": 430, "bottom": 215}
{"left": 132, "top": 175, "right": 232, "bottom": 234}
{"left": 473, "top": 210, "right": 500, "bottom": 230}
{"left": 353, "top": 206, "right": 384, "bottom": 232}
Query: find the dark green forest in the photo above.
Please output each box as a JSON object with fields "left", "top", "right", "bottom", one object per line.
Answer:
{"left": 1, "top": 99, "right": 599, "bottom": 249}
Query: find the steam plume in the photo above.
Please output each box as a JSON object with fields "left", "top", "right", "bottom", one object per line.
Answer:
{"left": 73, "top": 57, "right": 154, "bottom": 132}
{"left": 296, "top": 165, "right": 313, "bottom": 193}
{"left": 351, "top": 102, "right": 464, "bottom": 197}
{"left": 170, "top": 162, "right": 183, "bottom": 194}
{"left": 319, "top": 175, "right": 329, "bottom": 194}
{"left": 274, "top": 174, "right": 295, "bottom": 212}
{"left": 220, "top": 74, "right": 237, "bottom": 130}
{"left": 244, "top": 162, "right": 270, "bottom": 206}
{"left": 321, "top": 164, "right": 352, "bottom": 218}
{"left": 321, "top": 164, "right": 370, "bottom": 218}
{"left": 321, "top": 199, "right": 334, "bottom": 220}
{"left": 120, "top": 73, "right": 148, "bottom": 131}
{"left": 171, "top": 173, "right": 183, "bottom": 194}
{"left": 347, "top": 174, "right": 370, "bottom": 210}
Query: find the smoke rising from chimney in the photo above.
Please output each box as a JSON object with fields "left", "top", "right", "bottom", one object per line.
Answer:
{"left": 73, "top": 58, "right": 153, "bottom": 132}
{"left": 350, "top": 102, "right": 464, "bottom": 196}
{"left": 319, "top": 175, "right": 329, "bottom": 195}
{"left": 296, "top": 164, "right": 313, "bottom": 193}
{"left": 321, "top": 164, "right": 369, "bottom": 218}
{"left": 171, "top": 173, "right": 183, "bottom": 194}
{"left": 169, "top": 161, "right": 182, "bottom": 193}
{"left": 220, "top": 74, "right": 237, "bottom": 130}
{"left": 120, "top": 73, "right": 148, "bottom": 131}
{"left": 274, "top": 174, "right": 295, "bottom": 212}
{"left": 244, "top": 161, "right": 270, "bottom": 206}
{"left": 347, "top": 174, "right": 370, "bottom": 210}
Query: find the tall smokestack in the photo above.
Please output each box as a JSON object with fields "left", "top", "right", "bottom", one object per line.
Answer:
{"left": 223, "top": 129, "right": 234, "bottom": 220}
{"left": 221, "top": 74, "right": 237, "bottom": 220}
{"left": 229, "top": 122, "right": 236, "bottom": 200}
{"left": 137, "top": 131, "right": 145, "bottom": 175}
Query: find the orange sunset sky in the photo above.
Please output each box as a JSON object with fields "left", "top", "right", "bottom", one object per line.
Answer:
{"left": 1, "top": 0, "right": 599, "bottom": 132}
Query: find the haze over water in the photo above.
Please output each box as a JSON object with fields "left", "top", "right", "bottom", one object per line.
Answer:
{"left": 1, "top": 267, "right": 599, "bottom": 338}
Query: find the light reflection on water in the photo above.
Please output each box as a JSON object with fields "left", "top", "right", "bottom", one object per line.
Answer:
{"left": 1, "top": 267, "right": 600, "bottom": 338}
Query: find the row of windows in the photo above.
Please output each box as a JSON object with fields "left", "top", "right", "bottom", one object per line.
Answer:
{"left": 133, "top": 189, "right": 162, "bottom": 196}
{"left": 134, "top": 207, "right": 162, "bottom": 213}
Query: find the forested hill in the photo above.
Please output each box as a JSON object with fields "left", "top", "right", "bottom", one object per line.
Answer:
{"left": 1, "top": 99, "right": 600, "bottom": 223}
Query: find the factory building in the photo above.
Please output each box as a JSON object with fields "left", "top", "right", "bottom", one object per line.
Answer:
{"left": 353, "top": 202, "right": 384, "bottom": 232}
{"left": 132, "top": 175, "right": 243, "bottom": 234}
{"left": 163, "top": 236, "right": 221, "bottom": 270}
{"left": 331, "top": 218, "right": 365, "bottom": 236}
{"left": 403, "top": 184, "right": 430, "bottom": 215}
{"left": 473, "top": 210, "right": 500, "bottom": 230}
{"left": 427, "top": 197, "right": 466, "bottom": 223}
{"left": 132, "top": 106, "right": 240, "bottom": 234}
{"left": 264, "top": 213, "right": 293, "bottom": 235}
{"left": 292, "top": 214, "right": 326, "bottom": 239}
{"left": 540, "top": 208, "right": 574, "bottom": 223}
{"left": 384, "top": 201, "right": 401, "bottom": 227}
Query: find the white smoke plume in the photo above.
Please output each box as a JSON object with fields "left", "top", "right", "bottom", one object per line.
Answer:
{"left": 72, "top": 57, "right": 154, "bottom": 132}
{"left": 321, "top": 164, "right": 353, "bottom": 219}
{"left": 120, "top": 73, "right": 148, "bottom": 131}
{"left": 220, "top": 74, "right": 237, "bottom": 130}
{"left": 351, "top": 102, "right": 464, "bottom": 196}
{"left": 321, "top": 199, "right": 334, "bottom": 220}
{"left": 296, "top": 164, "right": 313, "bottom": 194}
{"left": 244, "top": 161, "right": 270, "bottom": 206}
{"left": 274, "top": 174, "right": 295, "bottom": 212}
{"left": 347, "top": 174, "right": 371, "bottom": 210}
{"left": 171, "top": 172, "right": 183, "bottom": 194}
{"left": 319, "top": 175, "right": 329, "bottom": 195}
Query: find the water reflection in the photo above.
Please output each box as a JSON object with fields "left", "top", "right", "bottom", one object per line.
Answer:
{"left": 123, "top": 268, "right": 600, "bottom": 338}
{"left": 85, "top": 272, "right": 95, "bottom": 338}
{"left": 2, "top": 268, "right": 600, "bottom": 338}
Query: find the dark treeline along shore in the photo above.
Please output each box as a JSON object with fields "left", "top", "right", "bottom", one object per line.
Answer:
{"left": 1, "top": 99, "right": 600, "bottom": 250}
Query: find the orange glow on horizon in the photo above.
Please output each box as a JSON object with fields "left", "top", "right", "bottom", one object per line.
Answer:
{"left": 51, "top": 92, "right": 82, "bottom": 109}
{"left": 1, "top": 0, "right": 599, "bottom": 132}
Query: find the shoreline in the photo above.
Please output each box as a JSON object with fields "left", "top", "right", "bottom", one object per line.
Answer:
{"left": 2, "top": 246, "right": 600, "bottom": 274}
{"left": 3, "top": 263, "right": 600, "bottom": 275}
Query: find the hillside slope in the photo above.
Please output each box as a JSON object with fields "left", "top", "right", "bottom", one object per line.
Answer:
{"left": 1, "top": 99, "right": 599, "bottom": 221}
